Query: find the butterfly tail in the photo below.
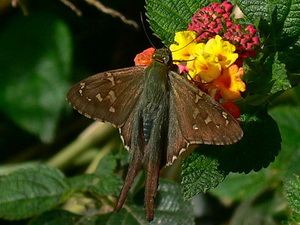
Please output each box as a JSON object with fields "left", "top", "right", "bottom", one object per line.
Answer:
{"left": 144, "top": 145, "right": 162, "bottom": 222}
{"left": 114, "top": 148, "right": 143, "bottom": 212}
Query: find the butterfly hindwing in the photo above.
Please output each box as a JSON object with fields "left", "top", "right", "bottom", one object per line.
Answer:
{"left": 67, "top": 66, "right": 146, "bottom": 127}
{"left": 167, "top": 70, "right": 243, "bottom": 165}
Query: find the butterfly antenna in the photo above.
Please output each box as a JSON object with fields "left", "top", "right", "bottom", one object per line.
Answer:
{"left": 172, "top": 30, "right": 214, "bottom": 53}
{"left": 140, "top": 12, "right": 156, "bottom": 48}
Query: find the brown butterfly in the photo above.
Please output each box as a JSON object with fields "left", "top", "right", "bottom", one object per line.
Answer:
{"left": 67, "top": 48, "right": 243, "bottom": 221}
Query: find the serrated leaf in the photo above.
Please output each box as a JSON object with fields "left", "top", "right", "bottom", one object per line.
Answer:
{"left": 145, "top": 0, "right": 212, "bottom": 45}
{"left": 181, "top": 151, "right": 226, "bottom": 199}
{"left": 0, "top": 165, "right": 70, "bottom": 220}
{"left": 284, "top": 175, "right": 300, "bottom": 214}
{"left": 219, "top": 106, "right": 281, "bottom": 173}
{"left": 283, "top": 212, "right": 300, "bottom": 225}
{"left": 107, "top": 180, "right": 195, "bottom": 225}
{"left": 281, "top": 0, "right": 300, "bottom": 37}
{"left": 248, "top": 53, "right": 291, "bottom": 95}
{"left": 236, "top": 0, "right": 300, "bottom": 39}
{"left": 270, "top": 53, "right": 291, "bottom": 94}
{"left": 0, "top": 13, "right": 72, "bottom": 142}
{"left": 181, "top": 106, "right": 281, "bottom": 199}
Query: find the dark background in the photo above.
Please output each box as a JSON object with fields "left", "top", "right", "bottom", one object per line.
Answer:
{"left": 0, "top": 0, "right": 163, "bottom": 163}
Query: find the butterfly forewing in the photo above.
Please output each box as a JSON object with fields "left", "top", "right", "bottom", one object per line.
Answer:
{"left": 67, "top": 47, "right": 244, "bottom": 221}
{"left": 67, "top": 66, "right": 146, "bottom": 127}
{"left": 166, "top": 71, "right": 243, "bottom": 165}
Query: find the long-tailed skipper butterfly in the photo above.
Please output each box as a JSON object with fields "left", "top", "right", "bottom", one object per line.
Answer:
{"left": 67, "top": 48, "right": 243, "bottom": 221}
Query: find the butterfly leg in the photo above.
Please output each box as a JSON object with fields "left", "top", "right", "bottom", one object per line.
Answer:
{"left": 114, "top": 111, "right": 145, "bottom": 212}
{"left": 114, "top": 145, "right": 143, "bottom": 212}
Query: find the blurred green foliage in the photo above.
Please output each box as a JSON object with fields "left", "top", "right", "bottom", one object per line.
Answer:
{"left": 0, "top": 0, "right": 300, "bottom": 224}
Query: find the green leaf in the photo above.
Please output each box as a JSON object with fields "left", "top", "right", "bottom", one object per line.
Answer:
{"left": 0, "top": 12, "right": 72, "bottom": 142}
{"left": 181, "top": 151, "right": 226, "bottom": 199}
{"left": 94, "top": 153, "right": 117, "bottom": 177}
{"left": 270, "top": 53, "right": 291, "bottom": 94}
{"left": 145, "top": 0, "right": 213, "bottom": 45}
{"left": 228, "top": 189, "right": 281, "bottom": 225}
{"left": 89, "top": 154, "right": 122, "bottom": 196}
{"left": 67, "top": 154, "right": 122, "bottom": 196}
{"left": 236, "top": 0, "right": 300, "bottom": 40}
{"left": 283, "top": 212, "right": 300, "bottom": 225}
{"left": 66, "top": 174, "right": 100, "bottom": 191}
{"left": 210, "top": 170, "right": 271, "bottom": 202}
{"left": 246, "top": 53, "right": 291, "bottom": 95}
{"left": 0, "top": 165, "right": 70, "bottom": 220}
{"left": 284, "top": 175, "right": 300, "bottom": 214}
{"left": 107, "top": 180, "right": 195, "bottom": 225}
{"left": 220, "top": 106, "right": 281, "bottom": 173}
{"left": 29, "top": 210, "right": 81, "bottom": 225}
{"left": 181, "top": 106, "right": 281, "bottom": 199}
{"left": 29, "top": 209, "right": 112, "bottom": 225}
{"left": 0, "top": 162, "right": 40, "bottom": 176}
{"left": 87, "top": 174, "right": 122, "bottom": 196}
{"left": 269, "top": 106, "right": 300, "bottom": 178}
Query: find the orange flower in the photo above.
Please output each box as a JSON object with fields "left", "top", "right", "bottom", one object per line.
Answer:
{"left": 220, "top": 101, "right": 241, "bottom": 119}
{"left": 134, "top": 47, "right": 156, "bottom": 66}
{"left": 212, "top": 64, "right": 245, "bottom": 101}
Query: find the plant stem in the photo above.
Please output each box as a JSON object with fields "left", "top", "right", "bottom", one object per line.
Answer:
{"left": 46, "top": 122, "right": 114, "bottom": 169}
{"left": 85, "top": 142, "right": 112, "bottom": 174}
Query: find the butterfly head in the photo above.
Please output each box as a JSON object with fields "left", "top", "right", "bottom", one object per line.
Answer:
{"left": 153, "top": 48, "right": 173, "bottom": 66}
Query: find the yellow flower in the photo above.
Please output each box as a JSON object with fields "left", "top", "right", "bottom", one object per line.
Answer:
{"left": 205, "top": 35, "right": 238, "bottom": 69}
{"left": 212, "top": 64, "right": 246, "bottom": 101}
{"left": 187, "top": 52, "right": 221, "bottom": 82}
{"left": 170, "top": 31, "right": 199, "bottom": 61}
{"left": 170, "top": 33, "right": 239, "bottom": 85}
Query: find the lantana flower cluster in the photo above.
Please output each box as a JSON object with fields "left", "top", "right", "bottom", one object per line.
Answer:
{"left": 135, "top": 1, "right": 260, "bottom": 119}
{"left": 188, "top": 1, "right": 259, "bottom": 64}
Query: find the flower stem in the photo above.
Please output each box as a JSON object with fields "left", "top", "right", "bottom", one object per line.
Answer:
{"left": 46, "top": 122, "right": 114, "bottom": 169}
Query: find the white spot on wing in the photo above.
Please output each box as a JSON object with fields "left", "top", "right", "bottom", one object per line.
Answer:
{"left": 108, "top": 90, "right": 117, "bottom": 102}
{"left": 204, "top": 116, "right": 212, "bottom": 124}
{"left": 83, "top": 113, "right": 91, "bottom": 119}
{"left": 171, "top": 155, "right": 177, "bottom": 164}
{"left": 222, "top": 111, "right": 228, "bottom": 119}
{"left": 119, "top": 128, "right": 130, "bottom": 151}
{"left": 106, "top": 74, "right": 115, "bottom": 86}
{"left": 80, "top": 82, "right": 85, "bottom": 89}
{"left": 179, "top": 148, "right": 186, "bottom": 155}
{"left": 193, "top": 124, "right": 199, "bottom": 130}
{"left": 109, "top": 106, "right": 116, "bottom": 113}
{"left": 193, "top": 108, "right": 200, "bottom": 119}
{"left": 96, "top": 93, "right": 103, "bottom": 102}
{"left": 195, "top": 94, "right": 202, "bottom": 103}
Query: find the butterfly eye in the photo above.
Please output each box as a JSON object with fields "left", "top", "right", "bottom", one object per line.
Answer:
{"left": 163, "top": 55, "right": 170, "bottom": 64}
